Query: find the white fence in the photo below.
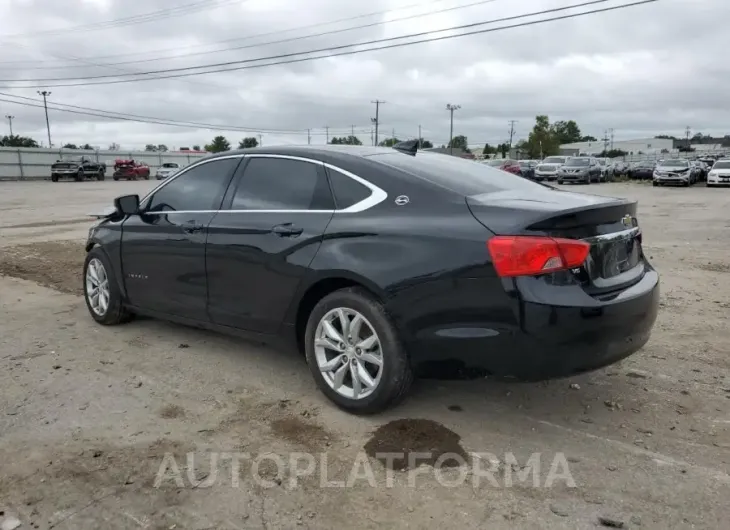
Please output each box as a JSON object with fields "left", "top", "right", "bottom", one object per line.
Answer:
{"left": 0, "top": 147, "right": 210, "bottom": 180}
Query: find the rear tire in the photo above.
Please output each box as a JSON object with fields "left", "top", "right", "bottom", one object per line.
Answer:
{"left": 304, "top": 287, "right": 413, "bottom": 414}
{"left": 74, "top": 170, "right": 83, "bottom": 182}
{"left": 96, "top": 169, "right": 105, "bottom": 181}
{"left": 652, "top": 181, "right": 658, "bottom": 187}
{"left": 51, "top": 175, "right": 58, "bottom": 182}
{"left": 83, "top": 247, "right": 134, "bottom": 326}
{"left": 557, "top": 180, "right": 563, "bottom": 185}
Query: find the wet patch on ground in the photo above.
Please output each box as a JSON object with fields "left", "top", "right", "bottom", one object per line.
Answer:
{"left": 697, "top": 262, "right": 730, "bottom": 273}
{"left": 159, "top": 404, "right": 186, "bottom": 419}
{"left": 0, "top": 241, "right": 85, "bottom": 294}
{"left": 364, "top": 419, "right": 469, "bottom": 471}
{"left": 270, "top": 416, "right": 335, "bottom": 451}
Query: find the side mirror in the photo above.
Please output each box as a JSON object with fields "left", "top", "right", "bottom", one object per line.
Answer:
{"left": 114, "top": 194, "right": 140, "bottom": 215}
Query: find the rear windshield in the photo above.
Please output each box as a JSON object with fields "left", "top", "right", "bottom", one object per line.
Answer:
{"left": 565, "top": 158, "right": 591, "bottom": 166}
{"left": 162, "top": 163, "right": 179, "bottom": 168}
{"left": 542, "top": 157, "right": 565, "bottom": 164}
{"left": 369, "top": 152, "right": 549, "bottom": 195}
{"left": 713, "top": 160, "right": 730, "bottom": 169}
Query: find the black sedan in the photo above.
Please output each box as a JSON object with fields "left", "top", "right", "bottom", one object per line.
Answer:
{"left": 518, "top": 160, "right": 537, "bottom": 180}
{"left": 84, "top": 144, "right": 660, "bottom": 414}
{"left": 628, "top": 162, "right": 655, "bottom": 180}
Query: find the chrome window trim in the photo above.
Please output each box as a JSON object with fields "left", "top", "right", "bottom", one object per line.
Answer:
{"left": 140, "top": 152, "right": 387, "bottom": 215}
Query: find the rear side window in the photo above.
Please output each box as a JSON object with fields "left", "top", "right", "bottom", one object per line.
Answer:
{"left": 327, "top": 168, "right": 371, "bottom": 210}
{"left": 370, "top": 152, "right": 547, "bottom": 195}
{"left": 231, "top": 157, "right": 334, "bottom": 210}
{"left": 147, "top": 157, "right": 239, "bottom": 212}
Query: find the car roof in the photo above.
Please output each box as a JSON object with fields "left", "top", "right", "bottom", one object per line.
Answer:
{"left": 208, "top": 145, "right": 391, "bottom": 160}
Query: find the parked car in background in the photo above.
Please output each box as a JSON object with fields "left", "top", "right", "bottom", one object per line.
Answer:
{"left": 484, "top": 158, "right": 521, "bottom": 175}
{"left": 535, "top": 156, "right": 570, "bottom": 181}
{"left": 596, "top": 158, "right": 612, "bottom": 181}
{"left": 628, "top": 162, "right": 655, "bottom": 180}
{"left": 83, "top": 144, "right": 659, "bottom": 413}
{"left": 518, "top": 160, "right": 537, "bottom": 180}
{"left": 556, "top": 157, "right": 602, "bottom": 184}
{"left": 693, "top": 161, "right": 708, "bottom": 182}
{"left": 612, "top": 161, "right": 629, "bottom": 177}
{"left": 653, "top": 159, "right": 693, "bottom": 187}
{"left": 113, "top": 159, "right": 151, "bottom": 181}
{"left": 156, "top": 162, "right": 181, "bottom": 180}
{"left": 51, "top": 156, "right": 106, "bottom": 182}
{"left": 707, "top": 159, "right": 730, "bottom": 187}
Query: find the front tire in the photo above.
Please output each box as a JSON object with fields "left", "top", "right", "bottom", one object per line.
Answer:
{"left": 304, "top": 287, "right": 413, "bottom": 414}
{"left": 51, "top": 175, "right": 58, "bottom": 182}
{"left": 83, "top": 248, "right": 133, "bottom": 325}
{"left": 75, "top": 170, "right": 84, "bottom": 182}
{"left": 96, "top": 169, "right": 105, "bottom": 181}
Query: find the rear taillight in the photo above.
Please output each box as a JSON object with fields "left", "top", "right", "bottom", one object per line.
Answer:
{"left": 487, "top": 236, "right": 591, "bottom": 278}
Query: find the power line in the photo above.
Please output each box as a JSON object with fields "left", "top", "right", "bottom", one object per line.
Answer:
{"left": 0, "top": 0, "right": 448, "bottom": 65}
{"left": 0, "top": 93, "right": 373, "bottom": 135}
{"left": 1, "top": 0, "right": 243, "bottom": 39}
{"left": 0, "top": 0, "right": 659, "bottom": 87}
{"left": 3, "top": 0, "right": 500, "bottom": 71}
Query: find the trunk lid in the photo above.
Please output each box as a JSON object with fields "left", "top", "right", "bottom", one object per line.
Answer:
{"left": 467, "top": 188, "right": 644, "bottom": 295}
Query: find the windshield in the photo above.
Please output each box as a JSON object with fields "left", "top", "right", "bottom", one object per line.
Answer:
{"left": 162, "top": 163, "right": 179, "bottom": 168}
{"left": 637, "top": 163, "right": 653, "bottom": 168}
{"left": 486, "top": 159, "right": 505, "bottom": 167}
{"left": 519, "top": 161, "right": 532, "bottom": 167}
{"left": 660, "top": 159, "right": 689, "bottom": 168}
{"left": 596, "top": 159, "right": 606, "bottom": 165}
{"left": 370, "top": 152, "right": 551, "bottom": 195}
{"left": 565, "top": 158, "right": 591, "bottom": 167}
{"left": 712, "top": 161, "right": 730, "bottom": 169}
{"left": 542, "top": 157, "right": 565, "bottom": 164}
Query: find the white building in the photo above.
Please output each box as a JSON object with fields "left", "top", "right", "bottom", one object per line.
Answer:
{"left": 560, "top": 137, "right": 674, "bottom": 156}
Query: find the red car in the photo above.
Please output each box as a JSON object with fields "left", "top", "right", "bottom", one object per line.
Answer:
{"left": 113, "top": 159, "right": 151, "bottom": 181}
{"left": 483, "top": 158, "right": 521, "bottom": 175}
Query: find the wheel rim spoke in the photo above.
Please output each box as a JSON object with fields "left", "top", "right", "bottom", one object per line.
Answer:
{"left": 356, "top": 334, "right": 377, "bottom": 351}
{"left": 315, "top": 338, "right": 342, "bottom": 352}
{"left": 332, "top": 363, "right": 348, "bottom": 389}
{"left": 322, "top": 320, "right": 344, "bottom": 344}
{"left": 356, "top": 362, "right": 375, "bottom": 388}
{"left": 349, "top": 314, "right": 363, "bottom": 343}
{"left": 360, "top": 352, "right": 382, "bottom": 367}
{"left": 320, "top": 355, "right": 344, "bottom": 373}
{"left": 350, "top": 362, "right": 362, "bottom": 398}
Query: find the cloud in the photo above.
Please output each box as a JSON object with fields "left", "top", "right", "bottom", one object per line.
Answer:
{"left": 0, "top": 0, "right": 727, "bottom": 150}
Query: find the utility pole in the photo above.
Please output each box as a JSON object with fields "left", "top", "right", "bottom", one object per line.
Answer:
{"left": 5, "top": 115, "right": 14, "bottom": 136}
{"left": 324, "top": 126, "right": 329, "bottom": 144}
{"left": 418, "top": 125, "right": 422, "bottom": 148}
{"left": 685, "top": 125, "right": 691, "bottom": 148}
{"left": 307, "top": 129, "right": 311, "bottom": 145}
{"left": 37, "top": 90, "right": 52, "bottom": 147}
{"left": 609, "top": 128, "right": 615, "bottom": 150}
{"left": 370, "top": 127, "right": 374, "bottom": 146}
{"left": 258, "top": 134, "right": 263, "bottom": 147}
{"left": 446, "top": 103, "right": 461, "bottom": 155}
{"left": 508, "top": 120, "right": 517, "bottom": 149}
{"left": 392, "top": 128, "right": 395, "bottom": 141}
{"left": 351, "top": 125, "right": 355, "bottom": 138}
{"left": 371, "top": 100, "right": 385, "bottom": 147}
{"left": 603, "top": 130, "right": 610, "bottom": 154}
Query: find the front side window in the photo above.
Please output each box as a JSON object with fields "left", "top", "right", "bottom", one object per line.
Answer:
{"left": 231, "top": 157, "right": 334, "bottom": 210}
{"left": 147, "top": 157, "right": 240, "bottom": 212}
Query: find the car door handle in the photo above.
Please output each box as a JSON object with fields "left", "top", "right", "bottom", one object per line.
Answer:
{"left": 181, "top": 221, "right": 204, "bottom": 234}
{"left": 272, "top": 223, "right": 303, "bottom": 237}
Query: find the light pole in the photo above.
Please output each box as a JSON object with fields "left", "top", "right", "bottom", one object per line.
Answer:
{"left": 446, "top": 103, "right": 461, "bottom": 155}
{"left": 4, "top": 115, "right": 14, "bottom": 136}
{"left": 37, "top": 90, "right": 52, "bottom": 147}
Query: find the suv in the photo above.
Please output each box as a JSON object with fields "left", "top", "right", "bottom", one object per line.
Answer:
{"left": 51, "top": 156, "right": 106, "bottom": 182}
{"left": 556, "top": 157, "right": 602, "bottom": 184}
{"left": 156, "top": 162, "right": 181, "bottom": 180}
{"left": 652, "top": 159, "right": 693, "bottom": 187}
{"left": 535, "top": 156, "right": 570, "bottom": 181}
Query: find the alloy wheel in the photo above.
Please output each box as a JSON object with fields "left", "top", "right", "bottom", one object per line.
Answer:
{"left": 314, "top": 308, "right": 384, "bottom": 400}
{"left": 86, "top": 258, "right": 110, "bottom": 316}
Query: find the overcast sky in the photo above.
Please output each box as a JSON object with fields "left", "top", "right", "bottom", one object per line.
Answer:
{"left": 0, "top": 0, "right": 726, "bottom": 150}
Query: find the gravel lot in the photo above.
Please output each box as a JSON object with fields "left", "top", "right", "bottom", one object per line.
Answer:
{"left": 1, "top": 180, "right": 729, "bottom": 530}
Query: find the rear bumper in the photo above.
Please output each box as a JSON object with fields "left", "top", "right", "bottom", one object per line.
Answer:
{"left": 408, "top": 268, "right": 660, "bottom": 380}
